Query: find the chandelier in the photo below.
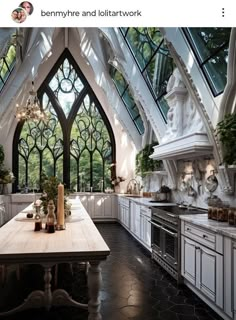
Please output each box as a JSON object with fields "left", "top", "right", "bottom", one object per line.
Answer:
{"left": 15, "top": 82, "right": 48, "bottom": 121}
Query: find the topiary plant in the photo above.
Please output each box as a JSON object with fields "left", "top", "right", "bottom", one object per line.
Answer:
{"left": 216, "top": 113, "right": 236, "bottom": 165}
{"left": 135, "top": 143, "right": 162, "bottom": 177}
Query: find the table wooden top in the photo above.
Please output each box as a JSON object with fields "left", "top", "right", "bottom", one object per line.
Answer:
{"left": 0, "top": 198, "right": 110, "bottom": 264}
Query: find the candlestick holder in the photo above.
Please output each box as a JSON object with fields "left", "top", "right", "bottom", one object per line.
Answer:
{"left": 56, "top": 223, "right": 66, "bottom": 231}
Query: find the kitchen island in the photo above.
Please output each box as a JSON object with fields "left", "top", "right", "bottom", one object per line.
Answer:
{"left": 0, "top": 198, "right": 110, "bottom": 319}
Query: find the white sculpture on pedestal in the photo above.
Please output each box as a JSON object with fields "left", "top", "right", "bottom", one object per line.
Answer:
{"left": 162, "top": 68, "right": 205, "bottom": 143}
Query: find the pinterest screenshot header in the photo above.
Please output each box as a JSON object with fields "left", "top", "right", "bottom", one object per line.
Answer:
{"left": 0, "top": 0, "right": 234, "bottom": 27}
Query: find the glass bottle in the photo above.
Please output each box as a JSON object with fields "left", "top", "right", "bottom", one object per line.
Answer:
{"left": 46, "top": 200, "right": 56, "bottom": 233}
{"left": 34, "top": 205, "right": 42, "bottom": 231}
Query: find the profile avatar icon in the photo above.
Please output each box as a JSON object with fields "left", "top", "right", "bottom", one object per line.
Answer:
{"left": 19, "top": 1, "right": 34, "bottom": 15}
{"left": 11, "top": 2, "right": 34, "bottom": 24}
{"left": 11, "top": 7, "right": 27, "bottom": 23}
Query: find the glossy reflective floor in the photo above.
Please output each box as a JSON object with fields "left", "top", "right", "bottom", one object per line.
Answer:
{"left": 0, "top": 223, "right": 223, "bottom": 320}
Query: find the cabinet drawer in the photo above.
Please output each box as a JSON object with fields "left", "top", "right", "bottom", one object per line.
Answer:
{"left": 140, "top": 206, "right": 151, "bottom": 217}
{"left": 119, "top": 197, "right": 130, "bottom": 207}
{"left": 184, "top": 222, "right": 215, "bottom": 250}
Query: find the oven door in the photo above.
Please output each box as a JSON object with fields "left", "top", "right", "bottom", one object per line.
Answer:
{"left": 151, "top": 219, "right": 178, "bottom": 270}
{"left": 150, "top": 220, "right": 163, "bottom": 256}
{"left": 162, "top": 224, "right": 178, "bottom": 269}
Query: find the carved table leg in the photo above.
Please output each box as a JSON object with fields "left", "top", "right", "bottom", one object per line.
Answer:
{"left": 43, "top": 265, "right": 52, "bottom": 310}
{"left": 87, "top": 261, "right": 102, "bottom": 320}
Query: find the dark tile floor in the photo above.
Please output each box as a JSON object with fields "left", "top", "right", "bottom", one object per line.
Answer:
{"left": 0, "top": 223, "right": 224, "bottom": 320}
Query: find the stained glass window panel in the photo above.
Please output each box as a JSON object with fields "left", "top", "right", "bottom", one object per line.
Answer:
{"left": 49, "top": 58, "right": 84, "bottom": 117}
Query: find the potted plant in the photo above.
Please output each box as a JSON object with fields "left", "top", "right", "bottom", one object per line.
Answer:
{"left": 135, "top": 143, "right": 162, "bottom": 177}
{"left": 216, "top": 113, "right": 236, "bottom": 165}
{"left": 40, "top": 173, "right": 70, "bottom": 217}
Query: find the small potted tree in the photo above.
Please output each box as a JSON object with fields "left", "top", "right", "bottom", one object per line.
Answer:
{"left": 216, "top": 113, "right": 236, "bottom": 167}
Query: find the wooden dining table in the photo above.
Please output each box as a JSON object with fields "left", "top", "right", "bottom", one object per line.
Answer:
{"left": 0, "top": 198, "right": 110, "bottom": 319}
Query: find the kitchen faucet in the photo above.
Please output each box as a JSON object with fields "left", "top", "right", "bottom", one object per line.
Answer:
{"left": 127, "top": 178, "right": 141, "bottom": 195}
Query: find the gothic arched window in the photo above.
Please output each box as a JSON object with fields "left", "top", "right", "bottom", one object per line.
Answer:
{"left": 13, "top": 49, "right": 115, "bottom": 192}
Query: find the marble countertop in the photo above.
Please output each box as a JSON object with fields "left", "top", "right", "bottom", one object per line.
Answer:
{"left": 180, "top": 214, "right": 236, "bottom": 240}
{"left": 117, "top": 194, "right": 176, "bottom": 207}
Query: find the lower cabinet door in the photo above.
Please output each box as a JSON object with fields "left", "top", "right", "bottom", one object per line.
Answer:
{"left": 197, "top": 245, "right": 223, "bottom": 308}
{"left": 181, "top": 236, "right": 196, "bottom": 285}
{"left": 144, "top": 215, "right": 151, "bottom": 248}
{"left": 182, "top": 235, "right": 223, "bottom": 309}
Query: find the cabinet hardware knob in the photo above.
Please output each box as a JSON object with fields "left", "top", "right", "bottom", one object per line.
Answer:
{"left": 186, "top": 227, "right": 191, "bottom": 231}
{"left": 203, "top": 234, "right": 208, "bottom": 238}
{"left": 163, "top": 254, "right": 167, "bottom": 258}
{"left": 174, "top": 262, "right": 178, "bottom": 265}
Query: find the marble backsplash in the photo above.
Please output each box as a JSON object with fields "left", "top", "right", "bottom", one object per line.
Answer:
{"left": 141, "top": 158, "right": 236, "bottom": 209}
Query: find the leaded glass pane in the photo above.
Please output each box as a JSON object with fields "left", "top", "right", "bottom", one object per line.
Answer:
{"left": 135, "top": 117, "right": 145, "bottom": 135}
{"left": 49, "top": 58, "right": 84, "bottom": 118}
{"left": 18, "top": 93, "right": 63, "bottom": 190}
{"left": 144, "top": 43, "right": 173, "bottom": 99}
{"left": 203, "top": 51, "right": 228, "bottom": 95}
{"left": 28, "top": 149, "right": 40, "bottom": 190}
{"left": 126, "top": 28, "right": 162, "bottom": 70}
{"left": 79, "top": 149, "right": 90, "bottom": 191}
{"left": 157, "top": 96, "right": 170, "bottom": 119}
{"left": 0, "top": 44, "right": 16, "bottom": 91}
{"left": 121, "top": 28, "right": 174, "bottom": 122}
{"left": 70, "top": 95, "right": 112, "bottom": 191}
{"left": 186, "top": 28, "right": 231, "bottom": 62}
{"left": 92, "top": 150, "right": 103, "bottom": 191}
{"left": 109, "top": 67, "right": 126, "bottom": 95}
{"left": 110, "top": 65, "right": 144, "bottom": 134}
{"left": 185, "top": 28, "right": 230, "bottom": 96}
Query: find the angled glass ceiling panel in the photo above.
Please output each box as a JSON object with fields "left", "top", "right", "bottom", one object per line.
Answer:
{"left": 109, "top": 65, "right": 144, "bottom": 134}
{"left": 144, "top": 42, "right": 174, "bottom": 100}
{"left": 126, "top": 28, "right": 162, "bottom": 70}
{"left": 0, "top": 43, "right": 16, "bottom": 93}
{"left": 184, "top": 28, "right": 231, "bottom": 96}
{"left": 120, "top": 27, "right": 174, "bottom": 122}
{"left": 109, "top": 66, "right": 127, "bottom": 96}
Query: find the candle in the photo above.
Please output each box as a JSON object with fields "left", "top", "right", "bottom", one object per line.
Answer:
{"left": 57, "top": 183, "right": 64, "bottom": 228}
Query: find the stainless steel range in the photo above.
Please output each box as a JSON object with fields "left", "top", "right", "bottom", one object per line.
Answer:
{"left": 150, "top": 205, "right": 207, "bottom": 283}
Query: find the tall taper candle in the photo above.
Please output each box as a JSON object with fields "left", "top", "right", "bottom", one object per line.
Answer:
{"left": 57, "top": 183, "right": 64, "bottom": 228}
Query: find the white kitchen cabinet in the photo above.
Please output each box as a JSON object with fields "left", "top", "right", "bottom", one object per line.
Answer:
{"left": 233, "top": 241, "right": 236, "bottom": 320}
{"left": 181, "top": 224, "right": 223, "bottom": 308}
{"left": 140, "top": 206, "right": 151, "bottom": 250}
{"left": 130, "top": 201, "right": 140, "bottom": 238}
{"left": 85, "top": 194, "right": 116, "bottom": 220}
{"left": 118, "top": 197, "right": 130, "bottom": 229}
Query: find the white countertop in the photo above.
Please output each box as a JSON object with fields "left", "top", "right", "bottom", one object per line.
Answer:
{"left": 180, "top": 214, "right": 236, "bottom": 240}
{"left": 117, "top": 194, "right": 176, "bottom": 207}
